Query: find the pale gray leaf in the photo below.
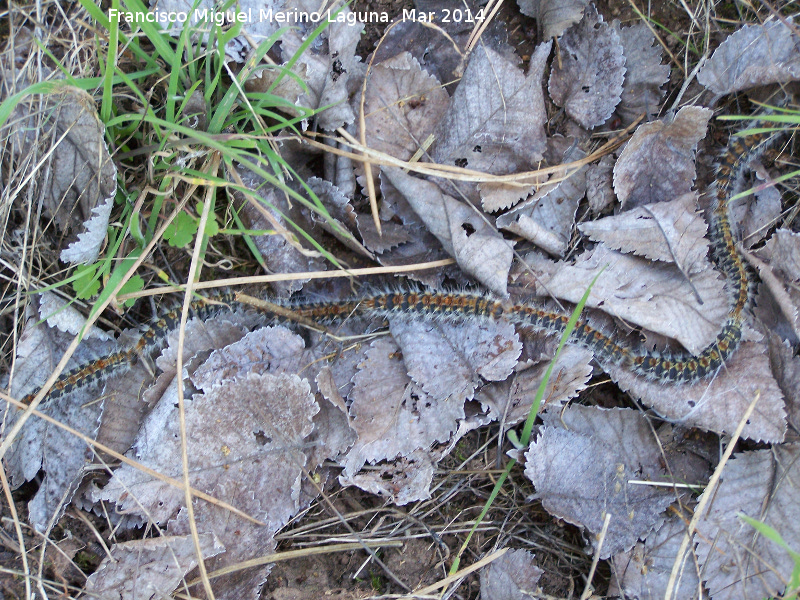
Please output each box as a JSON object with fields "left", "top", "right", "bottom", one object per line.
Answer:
{"left": 83, "top": 534, "right": 225, "bottom": 600}
{"left": 96, "top": 372, "right": 317, "bottom": 528}
{"left": 359, "top": 51, "right": 449, "bottom": 165}
{"left": 613, "top": 106, "right": 712, "bottom": 208}
{"left": 614, "top": 21, "right": 669, "bottom": 126}
{"left": 518, "top": 0, "right": 589, "bottom": 39}
{"left": 548, "top": 5, "right": 625, "bottom": 129}
{"left": 389, "top": 318, "right": 521, "bottom": 403}
{"left": 433, "top": 42, "right": 549, "bottom": 173}
{"left": 526, "top": 407, "right": 675, "bottom": 558}
{"left": 477, "top": 344, "right": 593, "bottom": 425}
{"left": 18, "top": 87, "right": 117, "bottom": 264}
{"left": 340, "top": 450, "right": 435, "bottom": 505}
{"left": 697, "top": 18, "right": 800, "bottom": 95}
{"left": 541, "top": 243, "right": 726, "bottom": 354}
{"left": 609, "top": 340, "right": 786, "bottom": 442}
{"left": 695, "top": 444, "right": 800, "bottom": 600}
{"left": 342, "top": 337, "right": 463, "bottom": 478}
{"left": 496, "top": 151, "right": 587, "bottom": 257}
{"left": 610, "top": 513, "right": 700, "bottom": 600}
{"left": 477, "top": 180, "right": 539, "bottom": 213}
{"left": 480, "top": 548, "right": 543, "bottom": 600}
{"left": 382, "top": 167, "right": 513, "bottom": 295}
{"left": 579, "top": 193, "right": 709, "bottom": 273}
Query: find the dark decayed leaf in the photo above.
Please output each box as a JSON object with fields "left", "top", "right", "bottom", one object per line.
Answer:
{"left": 526, "top": 406, "right": 675, "bottom": 558}
{"left": 389, "top": 318, "right": 521, "bottom": 403}
{"left": 548, "top": 4, "right": 625, "bottom": 129}
{"left": 83, "top": 534, "right": 225, "bottom": 600}
{"left": 695, "top": 444, "right": 800, "bottom": 600}
{"left": 433, "top": 42, "right": 549, "bottom": 173}
{"left": 578, "top": 193, "right": 710, "bottom": 274}
{"left": 613, "top": 21, "right": 669, "bottom": 125}
{"left": 518, "top": 0, "right": 589, "bottom": 39}
{"left": 480, "top": 548, "right": 543, "bottom": 600}
{"left": 613, "top": 105, "right": 712, "bottom": 208}
{"left": 697, "top": 18, "right": 800, "bottom": 95}
{"left": 609, "top": 340, "right": 786, "bottom": 442}
{"left": 609, "top": 513, "right": 699, "bottom": 600}
{"left": 382, "top": 167, "right": 513, "bottom": 295}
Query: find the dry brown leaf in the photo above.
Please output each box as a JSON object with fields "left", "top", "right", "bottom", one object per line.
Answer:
{"left": 586, "top": 154, "right": 616, "bottom": 214}
{"left": 382, "top": 167, "right": 513, "bottom": 295}
{"left": 578, "top": 193, "right": 710, "bottom": 274}
{"left": 756, "top": 229, "right": 800, "bottom": 337}
{"left": 432, "top": 41, "right": 550, "bottom": 173}
{"left": 609, "top": 340, "right": 786, "bottom": 442}
{"left": 341, "top": 449, "right": 435, "bottom": 505}
{"left": 697, "top": 18, "right": 800, "bottom": 95}
{"left": 613, "top": 21, "right": 669, "bottom": 126}
{"left": 695, "top": 444, "right": 800, "bottom": 600}
{"left": 95, "top": 371, "right": 318, "bottom": 527}
{"left": 609, "top": 513, "right": 699, "bottom": 600}
{"left": 234, "top": 167, "right": 325, "bottom": 297}
{"left": 83, "top": 534, "right": 225, "bottom": 600}
{"left": 518, "top": 0, "right": 589, "bottom": 39}
{"left": 480, "top": 548, "right": 543, "bottom": 600}
{"left": 389, "top": 318, "right": 521, "bottom": 402}
{"left": 613, "top": 106, "right": 712, "bottom": 208}
{"left": 547, "top": 4, "right": 625, "bottom": 129}
{"left": 766, "top": 331, "right": 800, "bottom": 442}
{"left": 526, "top": 406, "right": 675, "bottom": 558}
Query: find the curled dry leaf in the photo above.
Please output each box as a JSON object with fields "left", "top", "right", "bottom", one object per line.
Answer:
{"left": 83, "top": 534, "right": 225, "bottom": 600}
{"left": 526, "top": 406, "right": 675, "bottom": 558}
{"left": 697, "top": 18, "right": 800, "bottom": 95}
{"left": 608, "top": 340, "right": 786, "bottom": 442}
{"left": 579, "top": 193, "right": 710, "bottom": 273}
{"left": 613, "top": 21, "right": 669, "bottom": 126}
{"left": 389, "top": 318, "right": 521, "bottom": 403}
{"left": 756, "top": 229, "right": 800, "bottom": 338}
{"left": 548, "top": 4, "right": 625, "bottom": 129}
{"left": 432, "top": 41, "right": 549, "bottom": 173}
{"left": 518, "top": 0, "right": 589, "bottom": 39}
{"left": 613, "top": 105, "right": 712, "bottom": 208}
{"left": 609, "top": 513, "right": 699, "bottom": 600}
{"left": 585, "top": 154, "right": 616, "bottom": 214}
{"left": 496, "top": 148, "right": 587, "bottom": 257}
{"left": 765, "top": 331, "right": 800, "bottom": 441}
{"left": 729, "top": 163, "right": 783, "bottom": 248}
{"left": 480, "top": 548, "right": 543, "bottom": 600}
{"left": 695, "top": 444, "right": 800, "bottom": 600}
{"left": 382, "top": 167, "right": 513, "bottom": 295}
